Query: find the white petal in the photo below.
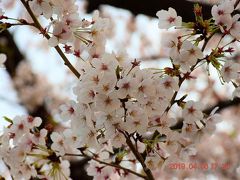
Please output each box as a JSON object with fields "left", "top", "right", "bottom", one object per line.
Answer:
{"left": 48, "top": 36, "right": 58, "bottom": 47}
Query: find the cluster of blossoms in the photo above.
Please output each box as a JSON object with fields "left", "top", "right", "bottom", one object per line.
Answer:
{"left": 0, "top": 0, "right": 240, "bottom": 179}
{"left": 13, "top": 62, "right": 51, "bottom": 112}
{"left": 0, "top": 115, "right": 70, "bottom": 179}
{"left": 211, "top": 0, "right": 240, "bottom": 96}
{"left": 0, "top": 0, "right": 109, "bottom": 58}
{"left": 0, "top": 55, "right": 221, "bottom": 179}
{"left": 29, "top": 0, "right": 109, "bottom": 58}
{"left": 156, "top": 1, "right": 240, "bottom": 94}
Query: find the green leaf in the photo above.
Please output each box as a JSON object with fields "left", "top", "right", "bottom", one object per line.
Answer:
{"left": 3, "top": 116, "right": 13, "bottom": 124}
{"left": 210, "top": 57, "right": 221, "bottom": 69}
{"left": 115, "top": 65, "right": 121, "bottom": 79}
{"left": 0, "top": 23, "right": 8, "bottom": 33}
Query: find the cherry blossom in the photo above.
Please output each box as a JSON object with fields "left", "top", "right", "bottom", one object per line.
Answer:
{"left": 86, "top": 160, "right": 105, "bottom": 178}
{"left": 220, "top": 61, "right": 240, "bottom": 82}
{"left": 50, "top": 132, "right": 67, "bottom": 156}
{"left": 95, "top": 92, "right": 121, "bottom": 113}
{"left": 172, "top": 40, "right": 203, "bottom": 72}
{"left": 156, "top": 7, "right": 182, "bottom": 29}
{"left": 117, "top": 76, "right": 137, "bottom": 98}
{"left": 41, "top": 159, "right": 71, "bottom": 180}
{"left": 159, "top": 76, "right": 179, "bottom": 99}
{"left": 59, "top": 100, "right": 80, "bottom": 120}
{"left": 203, "top": 107, "right": 222, "bottom": 134}
{"left": 8, "top": 116, "right": 35, "bottom": 143}
{"left": 211, "top": 0, "right": 234, "bottom": 28}
{"left": 25, "top": 116, "right": 42, "bottom": 129}
{"left": 48, "top": 21, "right": 72, "bottom": 47}
{"left": 229, "top": 14, "right": 240, "bottom": 39}
{"left": 29, "top": 0, "right": 53, "bottom": 19}
{"left": 182, "top": 100, "right": 204, "bottom": 123}
{"left": 50, "top": 129, "right": 80, "bottom": 156}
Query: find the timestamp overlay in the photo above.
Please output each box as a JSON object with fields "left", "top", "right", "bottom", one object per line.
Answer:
{"left": 167, "top": 162, "right": 231, "bottom": 171}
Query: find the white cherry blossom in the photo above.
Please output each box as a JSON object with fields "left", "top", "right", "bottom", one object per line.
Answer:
{"left": 229, "top": 14, "right": 240, "bottom": 39}
{"left": 211, "top": 0, "right": 234, "bottom": 28}
{"left": 50, "top": 132, "right": 66, "bottom": 156}
{"left": 156, "top": 7, "right": 182, "bottom": 29}
{"left": 29, "top": 0, "right": 53, "bottom": 19}
{"left": 95, "top": 92, "right": 121, "bottom": 113}
{"left": 91, "top": 53, "right": 119, "bottom": 74}
{"left": 172, "top": 41, "right": 203, "bottom": 72}
{"left": 124, "top": 112, "right": 148, "bottom": 134}
{"left": 159, "top": 76, "right": 179, "bottom": 99}
{"left": 182, "top": 101, "right": 204, "bottom": 123}
{"left": 220, "top": 61, "right": 240, "bottom": 82}
{"left": 48, "top": 22, "right": 72, "bottom": 47}
{"left": 59, "top": 100, "right": 80, "bottom": 120}
{"left": 25, "top": 116, "right": 42, "bottom": 129}
{"left": 117, "top": 76, "right": 137, "bottom": 98}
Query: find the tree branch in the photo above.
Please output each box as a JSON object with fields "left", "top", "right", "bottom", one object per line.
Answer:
{"left": 65, "top": 153, "right": 146, "bottom": 179}
{"left": 203, "top": 97, "right": 240, "bottom": 114}
{"left": 87, "top": 0, "right": 213, "bottom": 21}
{"left": 123, "top": 133, "right": 154, "bottom": 180}
{"left": 19, "top": 0, "right": 80, "bottom": 78}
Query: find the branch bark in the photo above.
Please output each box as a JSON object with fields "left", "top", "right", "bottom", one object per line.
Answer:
{"left": 124, "top": 133, "right": 154, "bottom": 180}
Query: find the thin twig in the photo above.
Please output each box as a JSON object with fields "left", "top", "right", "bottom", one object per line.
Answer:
{"left": 65, "top": 153, "right": 146, "bottom": 179}
{"left": 234, "top": 0, "right": 240, "bottom": 9}
{"left": 203, "top": 97, "right": 240, "bottom": 114}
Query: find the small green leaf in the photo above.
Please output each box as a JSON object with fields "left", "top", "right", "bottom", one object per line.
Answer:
{"left": 0, "top": 23, "right": 8, "bottom": 33}
{"left": 211, "top": 57, "right": 221, "bottom": 69}
{"left": 3, "top": 116, "right": 13, "bottom": 124}
{"left": 115, "top": 65, "right": 121, "bottom": 79}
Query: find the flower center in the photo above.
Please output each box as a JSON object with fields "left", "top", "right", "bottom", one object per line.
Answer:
{"left": 168, "top": 17, "right": 175, "bottom": 23}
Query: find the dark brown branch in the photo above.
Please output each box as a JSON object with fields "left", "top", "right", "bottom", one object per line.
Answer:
{"left": 203, "top": 97, "right": 240, "bottom": 115}
{"left": 124, "top": 133, "right": 154, "bottom": 180}
{"left": 234, "top": 0, "right": 240, "bottom": 9}
{"left": 170, "top": 97, "right": 240, "bottom": 130}
{"left": 87, "top": 0, "right": 213, "bottom": 21}
{"left": 0, "top": 30, "right": 52, "bottom": 125}
{"left": 70, "top": 158, "right": 92, "bottom": 180}
{"left": 0, "top": 30, "right": 24, "bottom": 76}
